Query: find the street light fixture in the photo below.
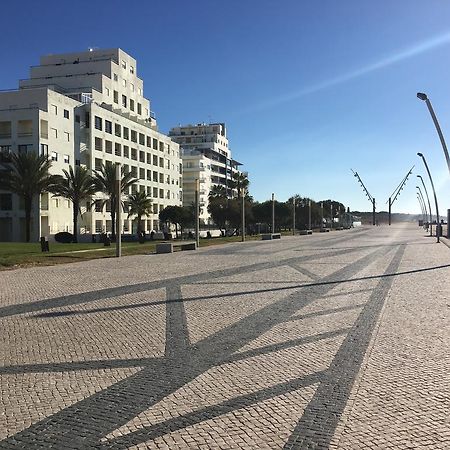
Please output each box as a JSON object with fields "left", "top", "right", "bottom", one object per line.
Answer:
{"left": 417, "top": 177, "right": 432, "bottom": 237}
{"left": 416, "top": 186, "right": 429, "bottom": 230}
{"left": 417, "top": 153, "right": 440, "bottom": 243}
{"left": 416, "top": 194, "right": 426, "bottom": 226}
{"left": 417, "top": 93, "right": 450, "bottom": 174}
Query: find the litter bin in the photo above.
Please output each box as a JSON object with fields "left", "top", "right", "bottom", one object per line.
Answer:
{"left": 40, "top": 236, "right": 50, "bottom": 252}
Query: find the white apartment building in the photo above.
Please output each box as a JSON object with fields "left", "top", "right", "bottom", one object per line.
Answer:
{"left": 169, "top": 123, "right": 242, "bottom": 223}
{"left": 0, "top": 48, "right": 182, "bottom": 241}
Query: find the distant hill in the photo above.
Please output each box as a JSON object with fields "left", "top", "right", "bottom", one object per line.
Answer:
{"left": 351, "top": 211, "right": 422, "bottom": 224}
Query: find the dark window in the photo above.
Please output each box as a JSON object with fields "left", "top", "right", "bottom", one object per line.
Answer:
{"left": 105, "top": 120, "right": 112, "bottom": 134}
{"left": 75, "top": 115, "right": 80, "bottom": 123}
{"left": 122, "top": 95, "right": 127, "bottom": 108}
{"left": 94, "top": 116, "right": 102, "bottom": 130}
{"left": 137, "top": 103, "right": 142, "bottom": 115}
{"left": 63, "top": 109, "right": 69, "bottom": 119}
{"left": 131, "top": 130, "right": 137, "bottom": 143}
{"left": 85, "top": 112, "right": 90, "bottom": 128}
{"left": 113, "top": 90, "right": 118, "bottom": 103}
{"left": 115, "top": 123, "right": 121, "bottom": 137}
{"left": 123, "top": 127, "right": 129, "bottom": 140}
{"left": 0, "top": 193, "right": 12, "bottom": 211}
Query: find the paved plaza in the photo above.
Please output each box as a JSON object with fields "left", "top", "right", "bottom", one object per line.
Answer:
{"left": 1, "top": 224, "right": 450, "bottom": 449}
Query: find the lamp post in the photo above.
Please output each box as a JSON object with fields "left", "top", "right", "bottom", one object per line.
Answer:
{"left": 417, "top": 153, "right": 440, "bottom": 243}
{"left": 320, "top": 202, "right": 323, "bottom": 229}
{"left": 271, "top": 193, "right": 275, "bottom": 233}
{"left": 115, "top": 163, "right": 121, "bottom": 258}
{"left": 416, "top": 195, "right": 425, "bottom": 225}
{"left": 194, "top": 178, "right": 200, "bottom": 248}
{"left": 417, "top": 176, "right": 433, "bottom": 237}
{"left": 308, "top": 199, "right": 312, "bottom": 230}
{"left": 241, "top": 187, "right": 245, "bottom": 242}
{"left": 417, "top": 93, "right": 450, "bottom": 174}
{"left": 416, "top": 186, "right": 429, "bottom": 230}
{"left": 292, "top": 198, "right": 296, "bottom": 236}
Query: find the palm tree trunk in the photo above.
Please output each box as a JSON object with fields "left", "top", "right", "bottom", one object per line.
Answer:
{"left": 24, "top": 197, "right": 32, "bottom": 242}
{"left": 111, "top": 196, "right": 116, "bottom": 238}
{"left": 73, "top": 201, "right": 78, "bottom": 243}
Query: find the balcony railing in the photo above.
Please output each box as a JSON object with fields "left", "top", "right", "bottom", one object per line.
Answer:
{"left": 0, "top": 134, "right": 12, "bottom": 139}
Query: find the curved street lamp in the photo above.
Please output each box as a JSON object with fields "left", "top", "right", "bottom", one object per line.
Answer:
{"left": 417, "top": 93, "right": 450, "bottom": 174}
{"left": 417, "top": 153, "right": 440, "bottom": 243}
{"left": 416, "top": 185, "right": 429, "bottom": 232}
{"left": 417, "top": 176, "right": 433, "bottom": 237}
{"left": 416, "top": 194, "right": 426, "bottom": 226}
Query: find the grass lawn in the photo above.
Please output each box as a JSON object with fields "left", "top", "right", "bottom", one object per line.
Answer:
{"left": 0, "top": 230, "right": 304, "bottom": 270}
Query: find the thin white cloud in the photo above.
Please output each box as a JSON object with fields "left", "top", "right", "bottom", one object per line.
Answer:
{"left": 240, "top": 32, "right": 450, "bottom": 114}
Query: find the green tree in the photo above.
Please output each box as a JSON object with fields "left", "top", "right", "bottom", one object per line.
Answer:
{"left": 51, "top": 166, "right": 97, "bottom": 243}
{"left": 127, "top": 191, "right": 153, "bottom": 239}
{"left": 159, "top": 205, "right": 193, "bottom": 238}
{"left": 208, "top": 184, "right": 228, "bottom": 199}
{"left": 0, "top": 152, "right": 60, "bottom": 242}
{"left": 93, "top": 162, "right": 137, "bottom": 237}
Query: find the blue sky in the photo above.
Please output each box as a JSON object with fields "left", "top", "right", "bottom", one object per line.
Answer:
{"left": 2, "top": 0, "right": 450, "bottom": 214}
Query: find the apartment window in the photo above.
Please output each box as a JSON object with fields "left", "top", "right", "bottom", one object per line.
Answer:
{"left": 104, "top": 87, "right": 110, "bottom": 96}
{"left": 113, "top": 90, "right": 118, "bottom": 103}
{"left": 114, "top": 123, "right": 121, "bottom": 137}
{"left": 63, "top": 154, "right": 70, "bottom": 164}
{"left": 152, "top": 138, "right": 158, "bottom": 150}
{"left": 131, "top": 148, "right": 137, "bottom": 160}
{"left": 130, "top": 130, "right": 137, "bottom": 143}
{"left": 75, "top": 159, "right": 80, "bottom": 166}
{"left": 139, "top": 185, "right": 145, "bottom": 193}
{"left": 130, "top": 66, "right": 134, "bottom": 74}
{"left": 159, "top": 142, "right": 164, "bottom": 152}
{"left": 64, "top": 132, "right": 70, "bottom": 142}
{"left": 40, "top": 144, "right": 48, "bottom": 156}
{"left": 153, "top": 187, "right": 158, "bottom": 198}
{"left": 105, "top": 120, "right": 112, "bottom": 134}
{"left": 95, "top": 201, "right": 102, "bottom": 213}
{"left": 105, "top": 140, "right": 112, "bottom": 154}
{"left": 113, "top": 73, "right": 118, "bottom": 81}
{"left": 94, "top": 116, "right": 102, "bottom": 130}
{"left": 153, "top": 171, "right": 158, "bottom": 181}
{"left": 85, "top": 112, "right": 90, "bottom": 128}
{"left": 18, "top": 145, "right": 29, "bottom": 154}
{"left": 139, "top": 133, "right": 145, "bottom": 145}
{"left": 115, "top": 143, "right": 121, "bottom": 156}
{"left": 139, "top": 150, "right": 145, "bottom": 162}
{"left": 51, "top": 104, "right": 58, "bottom": 114}
{"left": 123, "top": 145, "right": 129, "bottom": 158}
{"left": 95, "top": 220, "right": 103, "bottom": 233}
{"left": 123, "top": 127, "right": 129, "bottom": 140}
{"left": 53, "top": 198, "right": 60, "bottom": 208}
{"left": 146, "top": 153, "right": 152, "bottom": 164}
{"left": 153, "top": 155, "right": 158, "bottom": 166}
{"left": 51, "top": 127, "right": 58, "bottom": 138}
{"left": 0, "top": 193, "right": 12, "bottom": 211}
{"left": 159, "top": 189, "right": 164, "bottom": 199}
{"left": 146, "top": 136, "right": 151, "bottom": 148}
{"left": 95, "top": 137, "right": 102, "bottom": 151}
{"left": 122, "top": 79, "right": 127, "bottom": 87}
{"left": 95, "top": 158, "right": 102, "bottom": 170}
{"left": 122, "top": 60, "right": 127, "bottom": 69}
{"left": 147, "top": 169, "right": 151, "bottom": 180}
{"left": 0, "top": 121, "right": 12, "bottom": 138}
{"left": 166, "top": 159, "right": 170, "bottom": 169}
{"left": 147, "top": 186, "right": 151, "bottom": 195}
{"left": 159, "top": 173, "right": 164, "bottom": 183}
{"left": 159, "top": 157, "right": 164, "bottom": 168}
{"left": 129, "top": 99, "right": 134, "bottom": 111}
{"left": 63, "top": 109, "right": 69, "bottom": 119}
{"left": 139, "top": 168, "right": 145, "bottom": 179}
{"left": 137, "top": 103, "right": 142, "bottom": 115}
{"left": 131, "top": 166, "right": 137, "bottom": 177}
{"left": 131, "top": 184, "right": 137, "bottom": 194}
{"left": 51, "top": 151, "right": 58, "bottom": 161}
{"left": 122, "top": 95, "right": 127, "bottom": 108}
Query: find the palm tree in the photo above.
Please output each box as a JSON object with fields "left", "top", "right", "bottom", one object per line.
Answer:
{"left": 230, "top": 172, "right": 250, "bottom": 198}
{"left": 0, "top": 152, "right": 60, "bottom": 242}
{"left": 127, "top": 191, "right": 153, "bottom": 239}
{"left": 93, "top": 162, "right": 137, "bottom": 238}
{"left": 208, "top": 184, "right": 228, "bottom": 199}
{"left": 51, "top": 166, "right": 97, "bottom": 243}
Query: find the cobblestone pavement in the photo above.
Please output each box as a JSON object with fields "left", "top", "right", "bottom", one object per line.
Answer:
{"left": 1, "top": 224, "right": 449, "bottom": 449}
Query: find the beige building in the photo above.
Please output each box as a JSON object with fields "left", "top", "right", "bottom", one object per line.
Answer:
{"left": 169, "top": 123, "right": 242, "bottom": 223}
{"left": 0, "top": 48, "right": 182, "bottom": 241}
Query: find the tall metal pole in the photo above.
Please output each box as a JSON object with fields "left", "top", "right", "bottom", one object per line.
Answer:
{"left": 320, "top": 202, "right": 323, "bottom": 229}
{"left": 416, "top": 187, "right": 428, "bottom": 224}
{"left": 417, "top": 153, "right": 440, "bottom": 243}
{"left": 330, "top": 202, "right": 333, "bottom": 229}
{"left": 115, "top": 163, "right": 121, "bottom": 258}
{"left": 308, "top": 199, "right": 312, "bottom": 230}
{"left": 416, "top": 194, "right": 426, "bottom": 226}
{"left": 195, "top": 178, "right": 200, "bottom": 248}
{"left": 292, "top": 198, "right": 296, "bottom": 236}
{"left": 372, "top": 198, "right": 376, "bottom": 226}
{"left": 271, "top": 193, "right": 275, "bottom": 233}
{"left": 241, "top": 188, "right": 245, "bottom": 242}
{"left": 417, "top": 93, "right": 450, "bottom": 174}
{"left": 417, "top": 176, "right": 433, "bottom": 237}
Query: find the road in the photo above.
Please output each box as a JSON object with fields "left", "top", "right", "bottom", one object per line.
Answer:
{"left": 1, "top": 223, "right": 449, "bottom": 449}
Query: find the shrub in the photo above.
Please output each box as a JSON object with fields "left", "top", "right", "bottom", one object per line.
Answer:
{"left": 54, "top": 231, "right": 74, "bottom": 243}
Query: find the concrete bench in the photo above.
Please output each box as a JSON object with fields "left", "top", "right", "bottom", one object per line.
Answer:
{"left": 299, "top": 230, "right": 313, "bottom": 235}
{"left": 261, "top": 233, "right": 281, "bottom": 240}
{"left": 156, "top": 241, "right": 197, "bottom": 254}
{"left": 319, "top": 228, "right": 330, "bottom": 233}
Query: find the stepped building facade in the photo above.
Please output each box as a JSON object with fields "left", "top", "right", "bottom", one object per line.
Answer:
{"left": 0, "top": 48, "right": 182, "bottom": 241}
{"left": 169, "top": 123, "right": 242, "bottom": 223}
